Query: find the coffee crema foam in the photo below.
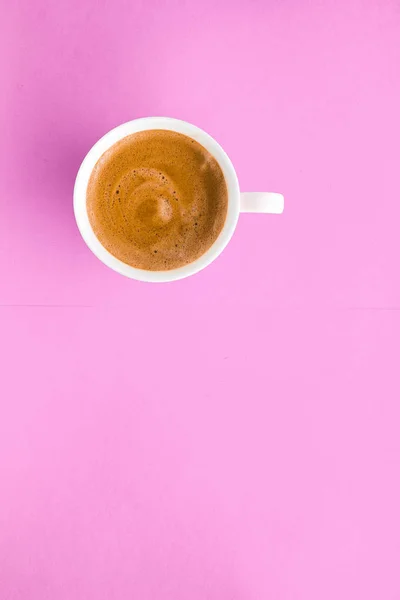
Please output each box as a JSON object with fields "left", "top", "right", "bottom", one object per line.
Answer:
{"left": 86, "top": 130, "right": 228, "bottom": 271}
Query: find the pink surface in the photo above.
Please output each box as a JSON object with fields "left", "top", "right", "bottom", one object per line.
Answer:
{"left": 1, "top": 0, "right": 400, "bottom": 598}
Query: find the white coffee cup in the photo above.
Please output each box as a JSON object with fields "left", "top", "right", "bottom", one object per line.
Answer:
{"left": 74, "top": 117, "right": 284, "bottom": 282}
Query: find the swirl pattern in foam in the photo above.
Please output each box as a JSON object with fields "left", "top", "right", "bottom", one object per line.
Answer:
{"left": 86, "top": 130, "right": 228, "bottom": 271}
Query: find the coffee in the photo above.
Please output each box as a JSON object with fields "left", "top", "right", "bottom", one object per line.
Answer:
{"left": 86, "top": 130, "right": 228, "bottom": 271}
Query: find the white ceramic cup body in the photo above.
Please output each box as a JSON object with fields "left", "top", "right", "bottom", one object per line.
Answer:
{"left": 74, "top": 117, "right": 281, "bottom": 283}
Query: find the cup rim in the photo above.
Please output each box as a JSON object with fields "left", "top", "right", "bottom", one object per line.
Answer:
{"left": 73, "top": 117, "right": 240, "bottom": 282}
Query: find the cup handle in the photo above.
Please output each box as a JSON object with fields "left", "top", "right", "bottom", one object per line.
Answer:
{"left": 240, "top": 192, "right": 284, "bottom": 214}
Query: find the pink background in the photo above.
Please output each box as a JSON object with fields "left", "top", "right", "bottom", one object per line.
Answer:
{"left": 1, "top": 0, "right": 400, "bottom": 598}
